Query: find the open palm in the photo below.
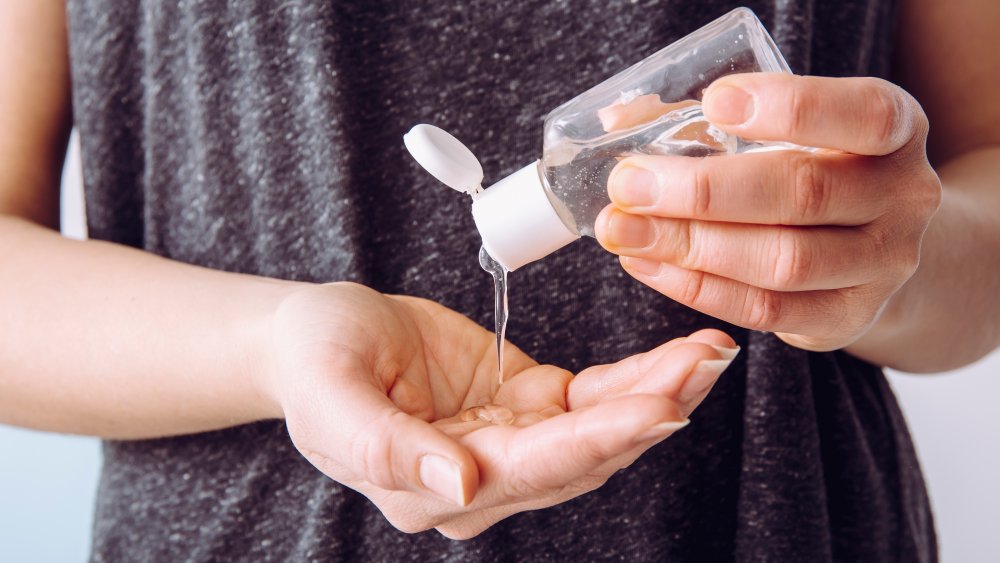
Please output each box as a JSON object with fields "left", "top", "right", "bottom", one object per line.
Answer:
{"left": 263, "top": 282, "right": 736, "bottom": 539}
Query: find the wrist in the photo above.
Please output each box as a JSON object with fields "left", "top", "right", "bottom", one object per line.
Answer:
{"left": 238, "top": 278, "right": 312, "bottom": 421}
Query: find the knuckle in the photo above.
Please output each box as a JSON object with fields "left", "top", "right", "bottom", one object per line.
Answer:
{"left": 788, "top": 155, "right": 830, "bottom": 223}
{"left": 562, "top": 474, "right": 608, "bottom": 498}
{"left": 867, "top": 222, "right": 892, "bottom": 250}
{"left": 575, "top": 431, "right": 615, "bottom": 464}
{"left": 503, "top": 470, "right": 547, "bottom": 499}
{"left": 678, "top": 269, "right": 708, "bottom": 306}
{"left": 867, "top": 226, "right": 897, "bottom": 275}
{"left": 865, "top": 223, "right": 917, "bottom": 284}
{"left": 868, "top": 80, "right": 904, "bottom": 151}
{"left": 890, "top": 231, "right": 923, "bottom": 281}
{"left": 771, "top": 228, "right": 811, "bottom": 289}
{"left": 580, "top": 471, "right": 611, "bottom": 492}
{"left": 829, "top": 292, "right": 859, "bottom": 332}
{"left": 900, "top": 245, "right": 921, "bottom": 280}
{"left": 834, "top": 288, "right": 877, "bottom": 337}
{"left": 742, "top": 286, "right": 781, "bottom": 330}
{"left": 784, "top": 83, "right": 812, "bottom": 138}
{"left": 911, "top": 104, "right": 930, "bottom": 141}
{"left": 676, "top": 220, "right": 700, "bottom": 269}
{"left": 654, "top": 219, "right": 697, "bottom": 269}
{"left": 689, "top": 159, "right": 714, "bottom": 217}
{"left": 915, "top": 170, "right": 943, "bottom": 216}
{"left": 352, "top": 410, "right": 404, "bottom": 491}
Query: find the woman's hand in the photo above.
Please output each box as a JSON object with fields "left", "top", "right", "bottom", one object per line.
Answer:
{"left": 596, "top": 73, "right": 942, "bottom": 352}
{"left": 255, "top": 282, "right": 737, "bottom": 539}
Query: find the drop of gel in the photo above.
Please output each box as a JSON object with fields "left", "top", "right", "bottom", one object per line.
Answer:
{"left": 460, "top": 404, "right": 515, "bottom": 426}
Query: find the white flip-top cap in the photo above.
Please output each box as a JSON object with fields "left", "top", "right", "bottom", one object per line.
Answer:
{"left": 404, "top": 124, "right": 580, "bottom": 271}
{"left": 404, "top": 124, "right": 484, "bottom": 196}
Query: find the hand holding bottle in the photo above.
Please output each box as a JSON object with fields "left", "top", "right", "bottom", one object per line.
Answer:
{"left": 258, "top": 282, "right": 738, "bottom": 538}
{"left": 595, "top": 73, "right": 941, "bottom": 352}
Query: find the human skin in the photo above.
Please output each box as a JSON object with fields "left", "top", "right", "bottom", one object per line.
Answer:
{"left": 595, "top": 0, "right": 1000, "bottom": 373}
{"left": 0, "top": 0, "right": 739, "bottom": 539}
{"left": 1, "top": 0, "right": 996, "bottom": 541}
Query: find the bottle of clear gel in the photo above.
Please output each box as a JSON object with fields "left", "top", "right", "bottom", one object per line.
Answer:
{"left": 405, "top": 8, "right": 798, "bottom": 272}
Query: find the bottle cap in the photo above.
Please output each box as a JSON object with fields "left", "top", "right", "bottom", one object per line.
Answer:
{"left": 403, "top": 124, "right": 483, "bottom": 196}
{"left": 404, "top": 124, "right": 579, "bottom": 271}
{"left": 471, "top": 161, "right": 579, "bottom": 271}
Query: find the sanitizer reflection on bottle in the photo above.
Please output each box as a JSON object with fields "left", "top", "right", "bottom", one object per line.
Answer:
{"left": 405, "top": 7, "right": 799, "bottom": 272}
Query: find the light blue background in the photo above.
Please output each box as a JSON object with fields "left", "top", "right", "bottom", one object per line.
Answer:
{"left": 0, "top": 429, "right": 99, "bottom": 561}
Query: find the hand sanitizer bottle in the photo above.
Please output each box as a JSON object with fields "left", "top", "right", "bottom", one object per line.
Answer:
{"left": 405, "top": 7, "right": 799, "bottom": 271}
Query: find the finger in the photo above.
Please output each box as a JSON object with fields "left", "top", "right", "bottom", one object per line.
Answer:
{"left": 437, "top": 393, "right": 701, "bottom": 540}
{"left": 685, "top": 328, "right": 740, "bottom": 351}
{"left": 597, "top": 209, "right": 885, "bottom": 291}
{"left": 620, "top": 258, "right": 869, "bottom": 348}
{"left": 492, "top": 364, "right": 573, "bottom": 416}
{"left": 632, "top": 343, "right": 736, "bottom": 416}
{"left": 435, "top": 404, "right": 691, "bottom": 541}
{"left": 295, "top": 366, "right": 479, "bottom": 507}
{"left": 470, "top": 394, "right": 686, "bottom": 504}
{"left": 590, "top": 408, "right": 695, "bottom": 482}
{"left": 702, "top": 73, "right": 927, "bottom": 156}
{"left": 606, "top": 151, "right": 893, "bottom": 226}
{"left": 566, "top": 330, "right": 737, "bottom": 410}
{"left": 566, "top": 337, "right": 697, "bottom": 409}
{"left": 598, "top": 95, "right": 699, "bottom": 132}
{"left": 436, "top": 406, "right": 688, "bottom": 540}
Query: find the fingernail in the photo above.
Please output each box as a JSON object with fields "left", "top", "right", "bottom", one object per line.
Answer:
{"left": 608, "top": 212, "right": 653, "bottom": 248}
{"left": 610, "top": 166, "right": 657, "bottom": 207}
{"left": 621, "top": 257, "right": 662, "bottom": 276}
{"left": 705, "top": 85, "right": 754, "bottom": 125}
{"left": 678, "top": 359, "right": 732, "bottom": 403}
{"left": 709, "top": 345, "right": 742, "bottom": 362}
{"left": 419, "top": 455, "right": 466, "bottom": 506}
{"left": 633, "top": 419, "right": 690, "bottom": 444}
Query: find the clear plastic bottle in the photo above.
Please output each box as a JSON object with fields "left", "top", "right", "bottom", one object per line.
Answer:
{"left": 405, "top": 7, "right": 798, "bottom": 271}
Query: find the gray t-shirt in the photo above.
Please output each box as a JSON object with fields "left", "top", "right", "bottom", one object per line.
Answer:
{"left": 67, "top": 0, "right": 935, "bottom": 560}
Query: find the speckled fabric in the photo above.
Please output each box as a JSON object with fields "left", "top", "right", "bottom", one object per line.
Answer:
{"left": 66, "top": 1, "right": 935, "bottom": 561}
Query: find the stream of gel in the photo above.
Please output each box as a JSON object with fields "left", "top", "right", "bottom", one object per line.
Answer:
{"left": 479, "top": 246, "right": 509, "bottom": 385}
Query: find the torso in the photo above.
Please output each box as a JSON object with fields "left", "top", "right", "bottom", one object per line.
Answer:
{"left": 67, "top": 1, "right": 934, "bottom": 560}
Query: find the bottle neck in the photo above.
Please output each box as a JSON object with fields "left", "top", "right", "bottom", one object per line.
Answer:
{"left": 470, "top": 161, "right": 581, "bottom": 271}
{"left": 536, "top": 165, "right": 581, "bottom": 237}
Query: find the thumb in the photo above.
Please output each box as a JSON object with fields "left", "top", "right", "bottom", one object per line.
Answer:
{"left": 295, "top": 372, "right": 479, "bottom": 507}
{"left": 702, "top": 73, "right": 923, "bottom": 156}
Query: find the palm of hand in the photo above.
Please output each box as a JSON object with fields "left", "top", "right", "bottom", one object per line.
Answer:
{"left": 267, "top": 283, "right": 734, "bottom": 539}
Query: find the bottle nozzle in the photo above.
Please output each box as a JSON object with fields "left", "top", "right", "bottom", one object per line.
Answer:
{"left": 405, "top": 124, "right": 578, "bottom": 271}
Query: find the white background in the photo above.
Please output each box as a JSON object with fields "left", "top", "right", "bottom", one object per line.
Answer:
{"left": 0, "top": 133, "right": 997, "bottom": 561}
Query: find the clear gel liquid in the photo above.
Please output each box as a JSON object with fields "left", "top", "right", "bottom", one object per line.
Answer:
{"left": 460, "top": 404, "right": 515, "bottom": 426}
{"left": 479, "top": 245, "right": 509, "bottom": 385}
{"left": 542, "top": 103, "right": 799, "bottom": 236}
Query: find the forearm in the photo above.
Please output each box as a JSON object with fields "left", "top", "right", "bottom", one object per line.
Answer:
{"left": 847, "top": 146, "right": 1000, "bottom": 372}
{"left": 0, "top": 216, "right": 295, "bottom": 438}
